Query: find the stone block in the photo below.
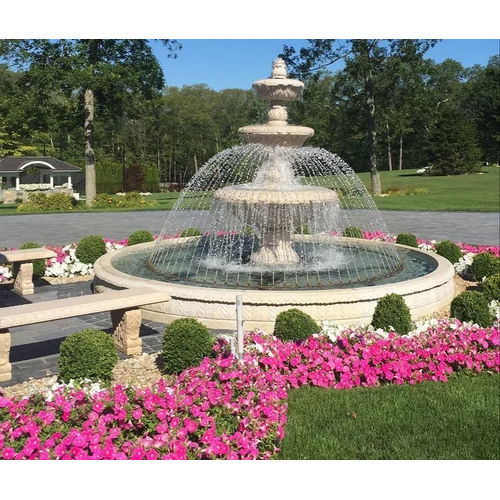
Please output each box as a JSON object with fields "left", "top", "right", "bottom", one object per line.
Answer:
{"left": 111, "top": 308, "right": 142, "bottom": 356}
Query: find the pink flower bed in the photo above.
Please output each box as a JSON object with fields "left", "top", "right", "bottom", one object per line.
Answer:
{"left": 1, "top": 320, "right": 498, "bottom": 460}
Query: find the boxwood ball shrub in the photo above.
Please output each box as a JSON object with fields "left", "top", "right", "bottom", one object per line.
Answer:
{"left": 396, "top": 233, "right": 418, "bottom": 248}
{"left": 20, "top": 242, "right": 46, "bottom": 279}
{"left": 75, "top": 235, "right": 106, "bottom": 264}
{"left": 128, "top": 230, "right": 154, "bottom": 246}
{"left": 450, "top": 291, "right": 493, "bottom": 327}
{"left": 372, "top": 293, "right": 412, "bottom": 335}
{"left": 482, "top": 273, "right": 500, "bottom": 302}
{"left": 273, "top": 308, "right": 320, "bottom": 342}
{"left": 162, "top": 318, "right": 213, "bottom": 375}
{"left": 180, "top": 227, "right": 202, "bottom": 238}
{"left": 343, "top": 226, "right": 363, "bottom": 239}
{"left": 435, "top": 240, "right": 463, "bottom": 264}
{"left": 58, "top": 329, "right": 118, "bottom": 383}
{"left": 469, "top": 252, "right": 500, "bottom": 281}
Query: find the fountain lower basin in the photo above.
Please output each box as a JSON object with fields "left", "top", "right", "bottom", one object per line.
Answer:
{"left": 93, "top": 239, "right": 455, "bottom": 330}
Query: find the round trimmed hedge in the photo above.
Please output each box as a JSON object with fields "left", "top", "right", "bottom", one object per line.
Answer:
{"left": 20, "top": 242, "right": 46, "bottom": 279}
{"left": 482, "top": 273, "right": 500, "bottom": 302}
{"left": 343, "top": 226, "right": 363, "bottom": 239}
{"left": 371, "top": 293, "right": 412, "bottom": 335}
{"left": 58, "top": 329, "right": 118, "bottom": 383}
{"left": 128, "top": 230, "right": 154, "bottom": 246}
{"left": 396, "top": 233, "right": 418, "bottom": 248}
{"left": 469, "top": 253, "right": 500, "bottom": 281}
{"left": 435, "top": 240, "right": 462, "bottom": 264}
{"left": 273, "top": 308, "right": 320, "bottom": 342}
{"left": 162, "top": 318, "right": 213, "bottom": 375}
{"left": 75, "top": 235, "right": 106, "bottom": 264}
{"left": 180, "top": 227, "right": 202, "bottom": 238}
{"left": 450, "top": 291, "right": 493, "bottom": 327}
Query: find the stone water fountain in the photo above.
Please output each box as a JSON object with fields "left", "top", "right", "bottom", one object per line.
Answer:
{"left": 215, "top": 58, "right": 338, "bottom": 268}
{"left": 94, "top": 58, "right": 455, "bottom": 329}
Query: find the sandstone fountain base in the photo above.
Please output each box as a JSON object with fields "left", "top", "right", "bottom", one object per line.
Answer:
{"left": 93, "top": 240, "right": 455, "bottom": 331}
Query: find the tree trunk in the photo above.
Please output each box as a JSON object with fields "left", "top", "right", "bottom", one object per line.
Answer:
{"left": 365, "top": 67, "right": 381, "bottom": 195}
{"left": 194, "top": 153, "right": 198, "bottom": 173}
{"left": 399, "top": 135, "right": 403, "bottom": 170}
{"left": 386, "top": 122, "right": 392, "bottom": 171}
{"left": 84, "top": 87, "right": 96, "bottom": 206}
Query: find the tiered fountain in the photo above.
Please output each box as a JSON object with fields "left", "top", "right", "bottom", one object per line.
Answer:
{"left": 94, "top": 58, "right": 454, "bottom": 329}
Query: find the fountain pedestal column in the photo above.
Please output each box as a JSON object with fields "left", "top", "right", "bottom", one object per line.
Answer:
{"left": 251, "top": 228, "right": 300, "bottom": 268}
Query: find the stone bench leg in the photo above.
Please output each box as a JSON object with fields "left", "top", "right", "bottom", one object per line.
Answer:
{"left": 13, "top": 262, "right": 34, "bottom": 296}
{"left": 111, "top": 308, "right": 142, "bottom": 356}
{"left": 0, "top": 329, "right": 12, "bottom": 382}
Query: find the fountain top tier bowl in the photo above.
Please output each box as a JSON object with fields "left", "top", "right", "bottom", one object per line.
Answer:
{"left": 238, "top": 58, "right": 314, "bottom": 147}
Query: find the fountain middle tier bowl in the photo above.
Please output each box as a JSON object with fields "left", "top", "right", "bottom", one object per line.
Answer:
{"left": 93, "top": 239, "right": 455, "bottom": 330}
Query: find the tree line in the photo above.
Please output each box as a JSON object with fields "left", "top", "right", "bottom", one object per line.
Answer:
{"left": 0, "top": 39, "right": 498, "bottom": 199}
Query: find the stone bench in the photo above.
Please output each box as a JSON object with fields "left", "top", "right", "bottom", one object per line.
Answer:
{"left": 0, "top": 287, "right": 168, "bottom": 382}
{"left": 0, "top": 248, "right": 57, "bottom": 296}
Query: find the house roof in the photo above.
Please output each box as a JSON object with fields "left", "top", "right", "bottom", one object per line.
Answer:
{"left": 0, "top": 156, "right": 82, "bottom": 173}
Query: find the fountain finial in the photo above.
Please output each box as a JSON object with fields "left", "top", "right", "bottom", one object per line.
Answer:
{"left": 271, "top": 57, "right": 287, "bottom": 79}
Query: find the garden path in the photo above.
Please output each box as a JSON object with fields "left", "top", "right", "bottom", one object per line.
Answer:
{"left": 0, "top": 210, "right": 498, "bottom": 247}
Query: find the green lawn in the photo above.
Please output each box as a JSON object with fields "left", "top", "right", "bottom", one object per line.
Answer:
{"left": 278, "top": 374, "right": 500, "bottom": 460}
{"left": 357, "top": 167, "right": 500, "bottom": 212}
{"left": 1, "top": 167, "right": 498, "bottom": 215}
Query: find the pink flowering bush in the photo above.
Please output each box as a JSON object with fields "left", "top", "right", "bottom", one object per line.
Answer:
{"left": 0, "top": 320, "right": 498, "bottom": 460}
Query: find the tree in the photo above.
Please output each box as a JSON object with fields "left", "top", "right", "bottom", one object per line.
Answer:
{"left": 427, "top": 100, "right": 481, "bottom": 175}
{"left": 0, "top": 39, "right": 180, "bottom": 204}
{"left": 281, "top": 39, "right": 436, "bottom": 194}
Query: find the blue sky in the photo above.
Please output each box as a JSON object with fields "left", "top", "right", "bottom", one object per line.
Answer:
{"left": 152, "top": 39, "right": 499, "bottom": 91}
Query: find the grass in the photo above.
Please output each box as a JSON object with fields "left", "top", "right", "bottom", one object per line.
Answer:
{"left": 1, "top": 167, "right": 498, "bottom": 215}
{"left": 278, "top": 373, "right": 500, "bottom": 460}
{"left": 357, "top": 167, "right": 500, "bottom": 212}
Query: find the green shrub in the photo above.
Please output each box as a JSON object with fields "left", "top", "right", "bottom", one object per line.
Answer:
{"left": 435, "top": 240, "right": 462, "bottom": 264}
{"left": 17, "top": 192, "right": 75, "bottom": 212}
{"left": 294, "top": 223, "right": 310, "bottom": 235}
{"left": 180, "top": 227, "right": 202, "bottom": 238}
{"left": 469, "top": 253, "right": 500, "bottom": 281}
{"left": 450, "top": 291, "right": 493, "bottom": 327}
{"left": 116, "top": 192, "right": 147, "bottom": 208}
{"left": 343, "top": 226, "right": 363, "bottom": 239}
{"left": 75, "top": 235, "right": 106, "bottom": 264}
{"left": 20, "top": 242, "right": 46, "bottom": 279}
{"left": 128, "top": 230, "right": 154, "bottom": 246}
{"left": 58, "top": 329, "right": 118, "bottom": 383}
{"left": 482, "top": 273, "right": 500, "bottom": 302}
{"left": 91, "top": 193, "right": 116, "bottom": 209}
{"left": 396, "top": 233, "right": 418, "bottom": 248}
{"left": 162, "top": 318, "right": 213, "bottom": 374}
{"left": 372, "top": 293, "right": 412, "bottom": 335}
{"left": 273, "top": 308, "right": 320, "bottom": 342}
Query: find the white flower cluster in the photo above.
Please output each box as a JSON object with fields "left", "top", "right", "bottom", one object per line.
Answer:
{"left": 19, "top": 183, "right": 52, "bottom": 191}
{"left": 320, "top": 317, "right": 456, "bottom": 343}
{"left": 418, "top": 240, "right": 437, "bottom": 252}
{"left": 454, "top": 252, "right": 475, "bottom": 276}
{"left": 42, "top": 378, "right": 105, "bottom": 402}
{"left": 115, "top": 192, "right": 151, "bottom": 196}
{"left": 105, "top": 241, "right": 125, "bottom": 253}
{"left": 44, "top": 244, "right": 93, "bottom": 278}
{"left": 489, "top": 300, "right": 500, "bottom": 322}
{"left": 0, "top": 264, "right": 13, "bottom": 280}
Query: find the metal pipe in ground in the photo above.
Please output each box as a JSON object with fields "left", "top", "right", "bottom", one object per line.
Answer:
{"left": 236, "top": 294, "right": 244, "bottom": 360}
